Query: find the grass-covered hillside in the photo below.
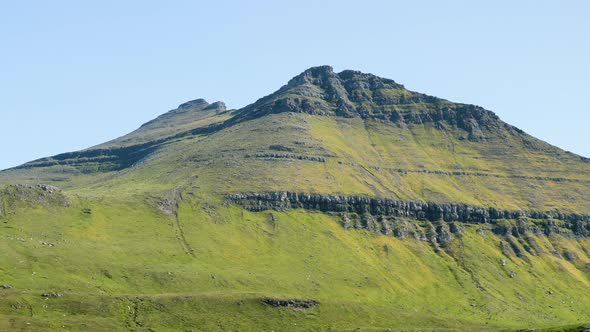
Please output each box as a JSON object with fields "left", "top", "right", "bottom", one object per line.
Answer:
{"left": 1, "top": 66, "right": 589, "bottom": 331}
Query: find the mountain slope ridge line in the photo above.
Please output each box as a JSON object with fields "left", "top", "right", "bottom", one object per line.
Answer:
{"left": 8, "top": 65, "right": 588, "bottom": 174}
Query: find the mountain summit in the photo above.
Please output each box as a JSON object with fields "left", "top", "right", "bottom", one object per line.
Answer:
{"left": 1, "top": 67, "right": 589, "bottom": 331}
{"left": 236, "top": 65, "right": 501, "bottom": 141}
{"left": 239, "top": 65, "right": 432, "bottom": 119}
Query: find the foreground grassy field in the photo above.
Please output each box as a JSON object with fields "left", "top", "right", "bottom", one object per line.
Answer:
{"left": 1, "top": 189, "right": 589, "bottom": 331}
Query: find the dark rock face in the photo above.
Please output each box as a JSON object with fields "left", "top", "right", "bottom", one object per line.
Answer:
{"left": 177, "top": 98, "right": 209, "bottom": 110}
{"left": 17, "top": 141, "right": 162, "bottom": 172}
{"left": 244, "top": 153, "right": 326, "bottom": 163}
{"left": 268, "top": 144, "right": 294, "bottom": 152}
{"left": 13, "top": 97, "right": 232, "bottom": 173}
{"left": 262, "top": 297, "right": 319, "bottom": 308}
{"left": 233, "top": 66, "right": 503, "bottom": 142}
{"left": 41, "top": 291, "right": 64, "bottom": 298}
{"left": 16, "top": 120, "right": 226, "bottom": 172}
{"left": 203, "top": 101, "right": 227, "bottom": 112}
{"left": 226, "top": 192, "right": 590, "bottom": 238}
{"left": 357, "top": 164, "right": 590, "bottom": 184}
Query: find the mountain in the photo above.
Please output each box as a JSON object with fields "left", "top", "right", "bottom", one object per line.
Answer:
{"left": 1, "top": 66, "right": 589, "bottom": 331}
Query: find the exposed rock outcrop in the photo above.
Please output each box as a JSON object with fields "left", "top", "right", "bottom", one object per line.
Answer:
{"left": 226, "top": 192, "right": 590, "bottom": 238}
{"left": 245, "top": 153, "right": 326, "bottom": 162}
{"left": 233, "top": 66, "right": 503, "bottom": 142}
{"left": 262, "top": 297, "right": 319, "bottom": 308}
{"left": 0, "top": 184, "right": 68, "bottom": 212}
{"left": 177, "top": 98, "right": 209, "bottom": 110}
{"left": 203, "top": 101, "right": 227, "bottom": 112}
{"left": 15, "top": 120, "right": 225, "bottom": 172}
{"left": 41, "top": 291, "right": 64, "bottom": 298}
{"left": 269, "top": 144, "right": 295, "bottom": 152}
{"left": 357, "top": 164, "right": 590, "bottom": 184}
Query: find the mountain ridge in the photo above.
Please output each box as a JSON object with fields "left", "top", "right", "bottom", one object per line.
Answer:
{"left": 4, "top": 66, "right": 587, "bottom": 175}
{"left": 2, "top": 66, "right": 589, "bottom": 214}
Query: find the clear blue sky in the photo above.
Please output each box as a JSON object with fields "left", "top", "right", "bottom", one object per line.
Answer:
{"left": 1, "top": 1, "right": 589, "bottom": 170}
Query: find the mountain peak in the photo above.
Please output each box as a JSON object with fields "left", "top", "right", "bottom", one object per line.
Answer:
{"left": 236, "top": 66, "right": 450, "bottom": 121}
{"left": 286, "top": 65, "right": 336, "bottom": 86}
{"left": 178, "top": 98, "right": 209, "bottom": 110}
{"left": 227, "top": 66, "right": 504, "bottom": 142}
{"left": 336, "top": 69, "right": 404, "bottom": 90}
{"left": 285, "top": 66, "right": 405, "bottom": 91}
{"left": 300, "top": 64, "right": 335, "bottom": 75}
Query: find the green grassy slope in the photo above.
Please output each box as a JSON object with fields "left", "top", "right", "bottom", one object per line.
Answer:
{"left": 1, "top": 191, "right": 590, "bottom": 331}
{"left": 3, "top": 112, "right": 588, "bottom": 213}
{"left": 0, "top": 66, "right": 589, "bottom": 331}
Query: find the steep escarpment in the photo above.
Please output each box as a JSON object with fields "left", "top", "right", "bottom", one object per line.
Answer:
{"left": 226, "top": 192, "right": 590, "bottom": 238}
{"left": 233, "top": 66, "right": 507, "bottom": 142}
{"left": 16, "top": 140, "right": 162, "bottom": 172}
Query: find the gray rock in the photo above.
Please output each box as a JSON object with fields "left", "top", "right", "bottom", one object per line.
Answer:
{"left": 226, "top": 191, "right": 590, "bottom": 237}
{"left": 177, "top": 98, "right": 208, "bottom": 110}
{"left": 245, "top": 153, "right": 326, "bottom": 163}
{"left": 268, "top": 144, "right": 294, "bottom": 152}
{"left": 203, "top": 101, "right": 227, "bottom": 112}
{"left": 262, "top": 297, "right": 319, "bottom": 308}
{"left": 41, "top": 291, "right": 64, "bottom": 298}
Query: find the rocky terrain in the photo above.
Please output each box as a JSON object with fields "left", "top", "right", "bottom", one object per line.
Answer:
{"left": 226, "top": 191, "right": 590, "bottom": 238}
